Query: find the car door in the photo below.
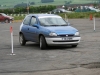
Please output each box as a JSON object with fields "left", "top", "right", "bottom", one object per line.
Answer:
{"left": 21, "top": 16, "right": 31, "bottom": 40}
{"left": 28, "top": 16, "right": 39, "bottom": 42}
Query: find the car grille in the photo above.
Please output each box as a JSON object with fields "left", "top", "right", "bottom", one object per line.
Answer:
{"left": 58, "top": 34, "right": 74, "bottom": 37}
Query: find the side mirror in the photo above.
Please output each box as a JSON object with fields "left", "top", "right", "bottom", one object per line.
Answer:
{"left": 33, "top": 24, "right": 39, "bottom": 28}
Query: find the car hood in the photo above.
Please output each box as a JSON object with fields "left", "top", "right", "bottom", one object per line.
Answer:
{"left": 45, "top": 26, "right": 78, "bottom": 35}
{"left": 7, "top": 16, "right": 14, "bottom": 19}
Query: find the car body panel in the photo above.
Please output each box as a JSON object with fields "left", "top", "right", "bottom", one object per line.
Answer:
{"left": 45, "top": 37, "right": 81, "bottom": 45}
{"left": 45, "top": 26, "right": 77, "bottom": 35}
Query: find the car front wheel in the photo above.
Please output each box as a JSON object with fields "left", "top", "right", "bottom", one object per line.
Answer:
{"left": 19, "top": 34, "right": 26, "bottom": 46}
{"left": 5, "top": 19, "right": 9, "bottom": 23}
{"left": 39, "top": 36, "right": 47, "bottom": 50}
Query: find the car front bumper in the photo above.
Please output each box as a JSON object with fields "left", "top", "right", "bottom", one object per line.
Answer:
{"left": 45, "top": 37, "right": 81, "bottom": 45}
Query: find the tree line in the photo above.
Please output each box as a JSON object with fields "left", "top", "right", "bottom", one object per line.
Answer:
{"left": 41, "top": 0, "right": 54, "bottom": 3}
{"left": 0, "top": 5, "right": 56, "bottom": 14}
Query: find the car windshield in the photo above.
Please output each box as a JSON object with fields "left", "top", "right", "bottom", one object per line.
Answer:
{"left": 38, "top": 16, "right": 67, "bottom": 26}
{"left": 1, "top": 13, "right": 7, "bottom": 16}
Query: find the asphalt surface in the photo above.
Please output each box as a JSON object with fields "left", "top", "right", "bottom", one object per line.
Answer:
{"left": 0, "top": 18, "right": 100, "bottom": 75}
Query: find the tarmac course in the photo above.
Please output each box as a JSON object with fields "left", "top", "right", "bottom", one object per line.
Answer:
{"left": 0, "top": 18, "right": 100, "bottom": 75}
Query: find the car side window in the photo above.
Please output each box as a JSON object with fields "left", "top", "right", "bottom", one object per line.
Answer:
{"left": 30, "top": 16, "right": 37, "bottom": 26}
{"left": 23, "top": 16, "right": 31, "bottom": 25}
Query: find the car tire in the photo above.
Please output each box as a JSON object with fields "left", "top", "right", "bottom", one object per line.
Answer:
{"left": 5, "top": 19, "right": 9, "bottom": 23}
{"left": 9, "top": 20, "right": 12, "bottom": 23}
{"left": 19, "top": 33, "right": 26, "bottom": 46}
{"left": 72, "top": 45, "right": 77, "bottom": 47}
{"left": 39, "top": 36, "right": 47, "bottom": 50}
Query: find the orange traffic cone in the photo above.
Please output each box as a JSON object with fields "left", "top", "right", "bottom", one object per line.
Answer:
{"left": 90, "top": 14, "right": 93, "bottom": 20}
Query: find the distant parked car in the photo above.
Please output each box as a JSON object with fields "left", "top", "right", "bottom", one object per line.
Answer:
{"left": 0, "top": 13, "right": 14, "bottom": 23}
{"left": 19, "top": 14, "right": 81, "bottom": 50}
{"left": 51, "top": 8, "right": 72, "bottom": 14}
{"left": 75, "top": 6, "right": 100, "bottom": 12}
{"left": 88, "top": 7, "right": 100, "bottom": 12}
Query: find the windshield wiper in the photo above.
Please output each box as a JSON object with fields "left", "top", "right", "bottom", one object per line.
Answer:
{"left": 61, "top": 24, "right": 68, "bottom": 26}
{"left": 49, "top": 25, "right": 58, "bottom": 26}
{"left": 50, "top": 24, "right": 68, "bottom": 26}
{"left": 42, "top": 25, "right": 67, "bottom": 26}
{"left": 41, "top": 25, "right": 49, "bottom": 27}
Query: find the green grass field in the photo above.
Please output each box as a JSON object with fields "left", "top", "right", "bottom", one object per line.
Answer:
{"left": 0, "top": 0, "right": 98, "bottom": 8}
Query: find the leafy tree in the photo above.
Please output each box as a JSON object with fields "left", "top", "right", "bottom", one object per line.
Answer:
{"left": 14, "top": 3, "right": 27, "bottom": 8}
{"left": 0, "top": 5, "right": 56, "bottom": 14}
{"left": 30, "top": 2, "right": 35, "bottom": 5}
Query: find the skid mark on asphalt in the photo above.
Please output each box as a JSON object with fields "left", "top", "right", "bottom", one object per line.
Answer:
{"left": 71, "top": 62, "right": 100, "bottom": 69}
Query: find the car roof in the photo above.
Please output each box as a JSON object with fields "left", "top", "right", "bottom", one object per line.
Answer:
{"left": 27, "top": 14, "right": 61, "bottom": 17}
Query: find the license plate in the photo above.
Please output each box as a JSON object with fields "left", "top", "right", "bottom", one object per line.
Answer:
{"left": 62, "top": 37, "right": 72, "bottom": 40}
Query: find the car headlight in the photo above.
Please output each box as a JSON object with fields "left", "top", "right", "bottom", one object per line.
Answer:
{"left": 49, "top": 32, "right": 57, "bottom": 36}
{"left": 75, "top": 32, "right": 79, "bottom": 36}
{"left": 10, "top": 17, "right": 13, "bottom": 19}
